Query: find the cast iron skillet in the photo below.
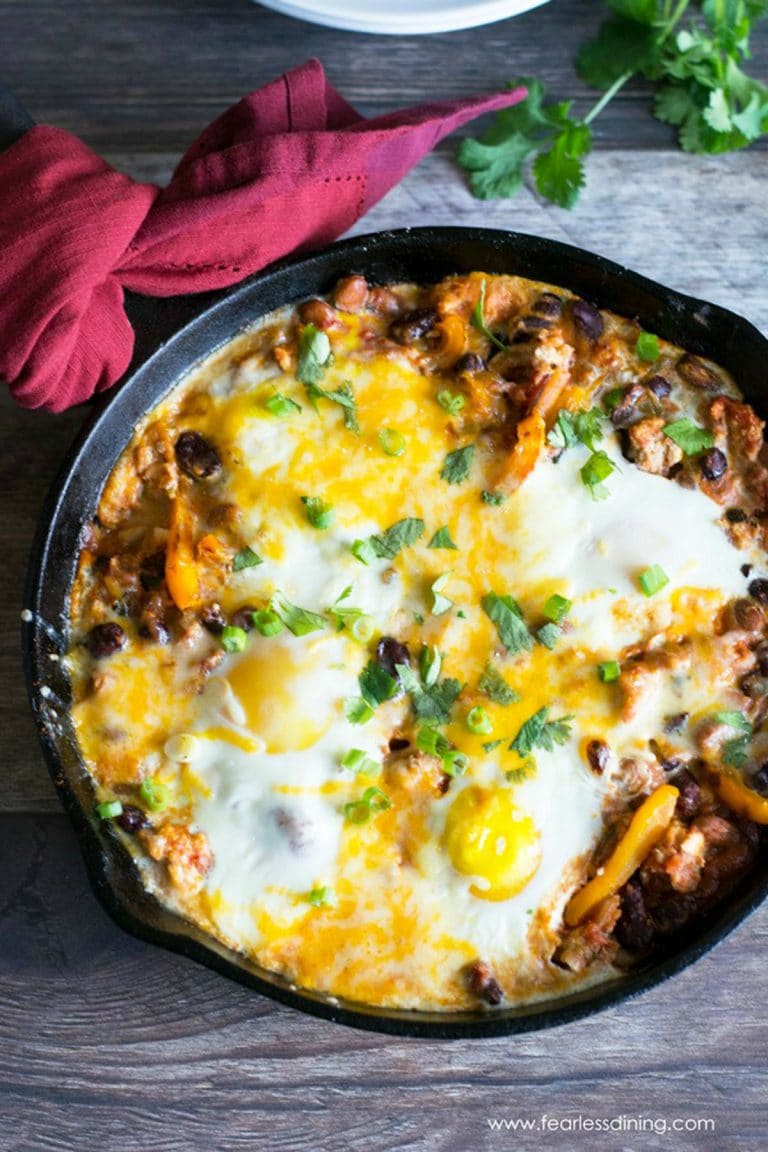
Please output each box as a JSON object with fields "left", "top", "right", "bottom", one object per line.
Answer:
{"left": 15, "top": 90, "right": 768, "bottom": 1036}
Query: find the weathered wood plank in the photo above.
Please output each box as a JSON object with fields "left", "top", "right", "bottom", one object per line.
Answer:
{"left": 4, "top": 147, "right": 767, "bottom": 813}
{"left": 2, "top": 0, "right": 766, "bottom": 153}
{"left": 0, "top": 815, "right": 766, "bottom": 1152}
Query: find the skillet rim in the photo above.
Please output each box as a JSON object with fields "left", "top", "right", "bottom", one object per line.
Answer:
{"left": 22, "top": 225, "right": 768, "bottom": 1038}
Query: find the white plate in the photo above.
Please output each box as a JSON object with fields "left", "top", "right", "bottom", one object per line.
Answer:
{"left": 255, "top": 0, "right": 549, "bottom": 35}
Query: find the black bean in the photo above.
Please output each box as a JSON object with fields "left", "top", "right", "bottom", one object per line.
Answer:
{"left": 376, "top": 636, "right": 410, "bottom": 681}
{"left": 200, "top": 603, "right": 226, "bottom": 635}
{"left": 139, "top": 616, "right": 169, "bottom": 645}
{"left": 752, "top": 764, "right": 768, "bottom": 795}
{"left": 454, "top": 352, "right": 486, "bottom": 374}
{"left": 510, "top": 330, "right": 534, "bottom": 345}
{"left": 616, "top": 879, "right": 656, "bottom": 951}
{"left": 726, "top": 508, "right": 748, "bottom": 523}
{"left": 389, "top": 307, "right": 438, "bottom": 344}
{"left": 87, "top": 622, "right": 126, "bottom": 659}
{"left": 175, "top": 430, "right": 222, "bottom": 480}
{"left": 748, "top": 578, "right": 768, "bottom": 605}
{"left": 670, "top": 768, "right": 702, "bottom": 821}
{"left": 231, "top": 606, "right": 257, "bottom": 632}
{"left": 664, "top": 712, "right": 689, "bottom": 734}
{"left": 611, "top": 384, "right": 644, "bottom": 428}
{"left": 571, "top": 299, "right": 605, "bottom": 342}
{"left": 756, "top": 642, "right": 768, "bottom": 675}
{"left": 646, "top": 374, "right": 672, "bottom": 399}
{"left": 740, "top": 672, "right": 768, "bottom": 699}
{"left": 677, "top": 354, "right": 722, "bottom": 392}
{"left": 139, "top": 550, "right": 166, "bottom": 591}
{"left": 533, "top": 292, "right": 563, "bottom": 317}
{"left": 117, "top": 805, "right": 149, "bottom": 834}
{"left": 520, "top": 315, "right": 553, "bottom": 331}
{"left": 586, "top": 739, "right": 610, "bottom": 775}
{"left": 733, "top": 597, "right": 763, "bottom": 632}
{"left": 701, "top": 447, "right": 727, "bottom": 481}
{"left": 389, "top": 737, "right": 410, "bottom": 752}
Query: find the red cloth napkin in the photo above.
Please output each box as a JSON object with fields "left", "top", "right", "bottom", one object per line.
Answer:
{"left": 0, "top": 60, "right": 525, "bottom": 412}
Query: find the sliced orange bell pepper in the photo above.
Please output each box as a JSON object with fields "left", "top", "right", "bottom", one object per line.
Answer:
{"left": 197, "top": 533, "right": 230, "bottom": 566}
{"left": 505, "top": 412, "right": 546, "bottom": 490}
{"left": 710, "top": 767, "right": 768, "bottom": 825}
{"left": 165, "top": 493, "right": 200, "bottom": 611}
{"left": 564, "top": 783, "right": 679, "bottom": 927}
{"left": 436, "top": 313, "right": 467, "bottom": 364}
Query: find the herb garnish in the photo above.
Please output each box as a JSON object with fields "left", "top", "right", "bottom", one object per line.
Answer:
{"left": 482, "top": 592, "right": 534, "bottom": 655}
{"left": 264, "top": 391, "right": 302, "bottom": 418}
{"left": 428, "top": 526, "right": 459, "bottom": 550}
{"left": 344, "top": 786, "right": 392, "bottom": 824}
{"left": 457, "top": 5, "right": 768, "bottom": 209}
{"left": 301, "top": 495, "right": 335, "bottom": 530}
{"left": 232, "top": 546, "right": 263, "bottom": 572}
{"left": 712, "top": 709, "right": 753, "bottom": 767}
{"left": 470, "top": 279, "right": 509, "bottom": 351}
{"left": 397, "top": 662, "right": 462, "bottom": 725}
{"left": 638, "top": 564, "right": 670, "bottom": 597}
{"left": 359, "top": 660, "right": 399, "bottom": 709}
{"left": 478, "top": 662, "right": 519, "bottom": 706}
{"left": 368, "top": 517, "right": 425, "bottom": 560}
{"left": 440, "top": 444, "right": 475, "bottom": 485}
{"left": 581, "top": 450, "right": 618, "bottom": 500}
{"left": 270, "top": 593, "right": 327, "bottom": 636}
{"left": 296, "top": 324, "right": 333, "bottom": 385}
{"left": 416, "top": 727, "right": 469, "bottom": 776}
{"left": 481, "top": 489, "right": 506, "bottom": 506}
{"left": 345, "top": 696, "right": 374, "bottom": 725}
{"left": 636, "top": 331, "right": 661, "bottom": 361}
{"left": 663, "top": 418, "right": 715, "bottom": 454}
{"left": 430, "top": 573, "right": 454, "bottom": 616}
{"left": 509, "top": 707, "right": 574, "bottom": 757}
{"left": 305, "top": 379, "right": 359, "bottom": 433}
{"left": 437, "top": 389, "right": 466, "bottom": 415}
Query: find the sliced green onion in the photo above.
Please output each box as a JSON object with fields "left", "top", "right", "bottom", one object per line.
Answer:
{"left": 598, "top": 659, "right": 621, "bottom": 683}
{"left": 96, "top": 800, "right": 123, "bottom": 820}
{"left": 307, "top": 886, "right": 335, "bottom": 908}
{"left": 638, "top": 564, "right": 670, "bottom": 597}
{"left": 351, "top": 538, "right": 378, "bottom": 566}
{"left": 420, "top": 645, "right": 442, "bottom": 687}
{"left": 466, "top": 706, "right": 492, "bottom": 735}
{"left": 542, "top": 594, "right": 572, "bottom": 624}
{"left": 221, "top": 625, "right": 248, "bottom": 653}
{"left": 344, "top": 785, "right": 392, "bottom": 824}
{"left": 264, "top": 391, "right": 301, "bottom": 417}
{"left": 350, "top": 615, "right": 375, "bottom": 643}
{"left": 301, "top": 495, "right": 335, "bottom": 530}
{"left": 139, "top": 778, "right": 170, "bottom": 813}
{"left": 437, "top": 389, "right": 466, "bottom": 415}
{"left": 536, "top": 622, "right": 561, "bottom": 650}
{"left": 252, "top": 609, "right": 284, "bottom": 637}
{"left": 340, "top": 748, "right": 381, "bottom": 776}
{"left": 379, "top": 428, "right": 406, "bottom": 457}
{"left": 430, "top": 572, "right": 454, "bottom": 615}
{"left": 344, "top": 697, "right": 374, "bottom": 725}
{"left": 416, "top": 726, "right": 443, "bottom": 756}
{"left": 636, "top": 332, "right": 660, "bottom": 362}
{"left": 442, "top": 749, "right": 469, "bottom": 777}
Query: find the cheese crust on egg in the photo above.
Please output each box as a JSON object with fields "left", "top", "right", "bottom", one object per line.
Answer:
{"left": 68, "top": 273, "right": 768, "bottom": 1011}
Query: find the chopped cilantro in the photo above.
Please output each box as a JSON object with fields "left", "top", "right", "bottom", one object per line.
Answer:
{"left": 481, "top": 489, "right": 506, "bottom": 506}
{"left": 482, "top": 591, "right": 534, "bottom": 655}
{"left": 351, "top": 538, "right": 378, "bottom": 566}
{"left": 369, "top": 517, "right": 425, "bottom": 560}
{"left": 509, "top": 707, "right": 573, "bottom": 757}
{"left": 428, "top": 526, "right": 459, "bottom": 551}
{"left": 581, "top": 450, "right": 617, "bottom": 500}
{"left": 270, "top": 593, "right": 326, "bottom": 636}
{"left": 636, "top": 331, "right": 661, "bottom": 361}
{"left": 440, "top": 444, "right": 475, "bottom": 485}
{"left": 264, "top": 391, "right": 301, "bottom": 418}
{"left": 536, "top": 622, "right": 561, "bottom": 650}
{"left": 345, "top": 697, "right": 374, "bottom": 725}
{"left": 305, "top": 379, "right": 359, "bottom": 433}
{"left": 359, "top": 660, "right": 399, "bottom": 709}
{"left": 232, "top": 546, "right": 263, "bottom": 572}
{"left": 396, "top": 662, "right": 462, "bottom": 725}
{"left": 478, "top": 663, "right": 519, "bottom": 706}
{"left": 663, "top": 418, "right": 715, "bottom": 456}
{"left": 296, "top": 323, "right": 333, "bottom": 386}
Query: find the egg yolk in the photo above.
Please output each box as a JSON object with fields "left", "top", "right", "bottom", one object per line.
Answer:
{"left": 444, "top": 786, "right": 542, "bottom": 901}
{"left": 225, "top": 642, "right": 333, "bottom": 753}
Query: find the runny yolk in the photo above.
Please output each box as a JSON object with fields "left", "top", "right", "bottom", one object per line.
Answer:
{"left": 444, "top": 786, "right": 542, "bottom": 901}
{"left": 225, "top": 642, "right": 333, "bottom": 753}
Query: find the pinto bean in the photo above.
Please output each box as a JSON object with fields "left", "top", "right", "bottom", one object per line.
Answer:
{"left": 677, "top": 354, "right": 722, "bottom": 392}
{"left": 740, "top": 671, "right": 768, "bottom": 699}
{"left": 231, "top": 606, "right": 257, "bottom": 632}
{"left": 611, "top": 383, "right": 645, "bottom": 428}
{"left": 466, "top": 960, "right": 504, "bottom": 1006}
{"left": 571, "top": 299, "right": 605, "bottom": 342}
{"left": 332, "top": 275, "right": 368, "bottom": 313}
{"left": 175, "top": 431, "right": 222, "bottom": 481}
{"left": 298, "top": 297, "right": 340, "bottom": 330}
{"left": 701, "top": 447, "right": 727, "bottom": 481}
{"left": 727, "top": 597, "right": 764, "bottom": 633}
{"left": 586, "top": 739, "right": 610, "bottom": 775}
{"left": 533, "top": 292, "right": 563, "bottom": 317}
{"left": 389, "top": 308, "right": 438, "bottom": 344}
{"left": 664, "top": 712, "right": 689, "bottom": 734}
{"left": 367, "top": 286, "right": 402, "bottom": 317}
{"left": 670, "top": 768, "right": 702, "bottom": 821}
{"left": 748, "top": 578, "right": 768, "bottom": 605}
{"left": 646, "top": 374, "right": 672, "bottom": 399}
{"left": 139, "top": 595, "right": 170, "bottom": 645}
{"left": 87, "top": 622, "right": 126, "bottom": 659}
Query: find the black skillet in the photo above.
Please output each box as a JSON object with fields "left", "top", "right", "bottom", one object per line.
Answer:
{"left": 14, "top": 84, "right": 768, "bottom": 1037}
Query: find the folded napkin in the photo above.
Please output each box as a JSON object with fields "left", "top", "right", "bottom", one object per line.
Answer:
{"left": 0, "top": 60, "right": 525, "bottom": 412}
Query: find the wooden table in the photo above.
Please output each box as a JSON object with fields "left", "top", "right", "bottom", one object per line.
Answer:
{"left": 2, "top": 2, "right": 767, "bottom": 1148}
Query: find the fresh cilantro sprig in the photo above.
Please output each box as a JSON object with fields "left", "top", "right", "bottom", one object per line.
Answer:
{"left": 509, "top": 707, "right": 574, "bottom": 757}
{"left": 457, "top": 2, "right": 768, "bottom": 209}
{"left": 397, "top": 662, "right": 462, "bottom": 725}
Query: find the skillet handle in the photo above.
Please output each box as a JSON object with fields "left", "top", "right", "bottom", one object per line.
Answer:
{"left": 0, "top": 82, "right": 228, "bottom": 391}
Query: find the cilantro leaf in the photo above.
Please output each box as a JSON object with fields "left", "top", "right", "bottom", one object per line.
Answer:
{"left": 577, "top": 15, "right": 660, "bottom": 88}
{"left": 481, "top": 489, "right": 506, "bottom": 506}
{"left": 478, "top": 663, "right": 519, "bottom": 706}
{"left": 428, "top": 526, "right": 459, "bottom": 550}
{"left": 345, "top": 697, "right": 374, "bottom": 725}
{"left": 305, "top": 379, "right": 359, "bottom": 433}
{"left": 440, "top": 444, "right": 475, "bottom": 485}
{"left": 548, "top": 407, "right": 604, "bottom": 453}
{"left": 270, "top": 593, "right": 326, "bottom": 637}
{"left": 533, "top": 119, "right": 592, "bottom": 210}
{"left": 536, "top": 622, "right": 562, "bottom": 650}
{"left": 509, "top": 707, "right": 574, "bottom": 757}
{"left": 359, "top": 660, "right": 398, "bottom": 709}
{"left": 482, "top": 592, "right": 534, "bottom": 655}
{"left": 397, "top": 662, "right": 462, "bottom": 725}
{"left": 369, "top": 517, "right": 425, "bottom": 560}
{"left": 232, "top": 546, "right": 263, "bottom": 572}
{"left": 296, "top": 324, "right": 332, "bottom": 386}
{"left": 663, "top": 418, "right": 715, "bottom": 455}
